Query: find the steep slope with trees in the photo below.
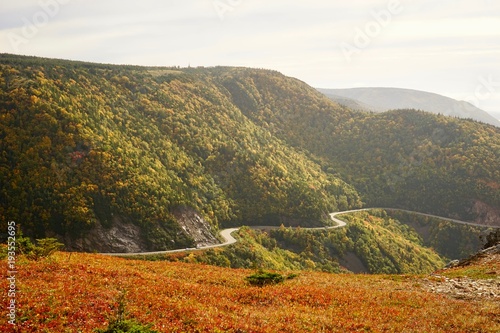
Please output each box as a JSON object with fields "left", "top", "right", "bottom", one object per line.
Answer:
{"left": 1, "top": 54, "right": 498, "bottom": 253}
{"left": 217, "top": 70, "right": 500, "bottom": 224}
{"left": 0, "top": 55, "right": 361, "bottom": 251}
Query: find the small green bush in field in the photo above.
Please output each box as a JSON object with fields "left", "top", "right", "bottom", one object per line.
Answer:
{"left": 12, "top": 228, "right": 64, "bottom": 260}
{"left": 95, "top": 319, "right": 159, "bottom": 333}
{"left": 26, "top": 238, "right": 64, "bottom": 260}
{"left": 95, "top": 292, "right": 159, "bottom": 333}
{"left": 245, "top": 269, "right": 297, "bottom": 287}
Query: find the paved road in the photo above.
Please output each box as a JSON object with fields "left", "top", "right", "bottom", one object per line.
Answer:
{"left": 102, "top": 208, "right": 497, "bottom": 257}
{"left": 331, "top": 208, "right": 499, "bottom": 229}
{"left": 101, "top": 228, "right": 240, "bottom": 257}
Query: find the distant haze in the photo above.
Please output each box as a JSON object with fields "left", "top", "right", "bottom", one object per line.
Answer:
{"left": 318, "top": 87, "right": 500, "bottom": 127}
{"left": 1, "top": 1, "right": 499, "bottom": 118}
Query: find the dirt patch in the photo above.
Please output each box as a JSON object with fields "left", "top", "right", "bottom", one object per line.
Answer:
{"left": 420, "top": 245, "right": 500, "bottom": 300}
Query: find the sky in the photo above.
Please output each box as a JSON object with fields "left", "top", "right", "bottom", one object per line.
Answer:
{"left": 1, "top": 0, "right": 499, "bottom": 119}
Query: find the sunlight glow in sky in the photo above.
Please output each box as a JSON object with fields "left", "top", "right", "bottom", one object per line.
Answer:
{"left": 1, "top": 0, "right": 499, "bottom": 118}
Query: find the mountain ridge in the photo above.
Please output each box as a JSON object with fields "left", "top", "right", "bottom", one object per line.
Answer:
{"left": 0, "top": 54, "right": 361, "bottom": 252}
{"left": 1, "top": 54, "right": 499, "bottom": 253}
{"left": 318, "top": 87, "right": 500, "bottom": 127}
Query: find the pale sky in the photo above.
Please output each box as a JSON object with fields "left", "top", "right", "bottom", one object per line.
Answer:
{"left": 1, "top": 0, "right": 499, "bottom": 119}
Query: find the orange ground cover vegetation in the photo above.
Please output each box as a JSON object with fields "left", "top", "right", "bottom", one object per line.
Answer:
{"left": 1, "top": 252, "right": 498, "bottom": 333}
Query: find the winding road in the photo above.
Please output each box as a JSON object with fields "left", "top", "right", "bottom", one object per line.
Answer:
{"left": 102, "top": 208, "right": 498, "bottom": 257}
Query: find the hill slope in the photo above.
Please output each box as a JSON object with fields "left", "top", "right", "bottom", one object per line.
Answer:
{"left": 220, "top": 72, "right": 500, "bottom": 224}
{"left": 318, "top": 87, "right": 500, "bottom": 127}
{"left": 0, "top": 251, "right": 497, "bottom": 332}
{"left": 1, "top": 54, "right": 499, "bottom": 253}
{"left": 0, "top": 54, "right": 361, "bottom": 252}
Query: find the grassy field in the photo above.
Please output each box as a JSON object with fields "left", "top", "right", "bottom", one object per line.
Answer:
{"left": 1, "top": 252, "right": 498, "bottom": 332}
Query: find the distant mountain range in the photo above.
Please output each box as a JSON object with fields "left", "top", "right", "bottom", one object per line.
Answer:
{"left": 317, "top": 87, "right": 500, "bottom": 127}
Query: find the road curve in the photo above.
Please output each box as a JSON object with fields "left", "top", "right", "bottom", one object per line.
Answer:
{"left": 331, "top": 208, "right": 500, "bottom": 229}
{"left": 102, "top": 208, "right": 498, "bottom": 257}
{"left": 101, "top": 228, "right": 240, "bottom": 257}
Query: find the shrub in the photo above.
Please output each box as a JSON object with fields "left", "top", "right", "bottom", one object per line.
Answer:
{"left": 95, "top": 319, "right": 159, "bottom": 333}
{"left": 27, "top": 238, "right": 64, "bottom": 260}
{"left": 12, "top": 228, "right": 64, "bottom": 260}
{"left": 245, "top": 269, "right": 298, "bottom": 287}
{"left": 96, "top": 292, "right": 159, "bottom": 333}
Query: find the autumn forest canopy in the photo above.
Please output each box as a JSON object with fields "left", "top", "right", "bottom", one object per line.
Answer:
{"left": 0, "top": 53, "right": 499, "bottom": 252}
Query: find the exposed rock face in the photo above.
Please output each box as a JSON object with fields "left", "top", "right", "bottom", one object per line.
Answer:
{"left": 470, "top": 200, "right": 500, "bottom": 227}
{"left": 422, "top": 275, "right": 499, "bottom": 300}
{"left": 339, "top": 251, "right": 369, "bottom": 274}
{"left": 171, "top": 206, "right": 220, "bottom": 248}
{"left": 64, "top": 206, "right": 219, "bottom": 253}
{"left": 421, "top": 245, "right": 500, "bottom": 300}
{"left": 66, "top": 216, "right": 147, "bottom": 253}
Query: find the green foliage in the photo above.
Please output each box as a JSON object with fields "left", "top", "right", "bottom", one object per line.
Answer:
{"left": 162, "top": 212, "right": 451, "bottom": 275}
{"left": 0, "top": 54, "right": 498, "bottom": 254}
{"left": 442, "top": 267, "right": 498, "bottom": 280}
{"left": 156, "top": 209, "right": 492, "bottom": 275}
{"left": 245, "top": 269, "right": 286, "bottom": 286}
{"left": 96, "top": 292, "right": 159, "bottom": 333}
{"left": 217, "top": 69, "right": 499, "bottom": 220}
{"left": 385, "top": 209, "right": 487, "bottom": 259}
{"left": 164, "top": 227, "right": 344, "bottom": 273}
{"left": 16, "top": 230, "right": 36, "bottom": 255}
{"left": 26, "top": 238, "right": 64, "bottom": 260}
{"left": 0, "top": 55, "right": 361, "bottom": 251}
{"left": 271, "top": 212, "right": 446, "bottom": 274}
{"left": 15, "top": 230, "right": 64, "bottom": 260}
{"left": 95, "top": 319, "right": 158, "bottom": 333}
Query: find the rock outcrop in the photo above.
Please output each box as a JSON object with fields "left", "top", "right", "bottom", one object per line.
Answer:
{"left": 66, "top": 206, "right": 219, "bottom": 253}
{"left": 172, "top": 206, "right": 220, "bottom": 248}
{"left": 421, "top": 244, "right": 500, "bottom": 300}
{"left": 470, "top": 200, "right": 500, "bottom": 227}
{"left": 66, "top": 216, "right": 147, "bottom": 253}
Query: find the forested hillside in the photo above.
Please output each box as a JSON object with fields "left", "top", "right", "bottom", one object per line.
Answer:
{"left": 0, "top": 54, "right": 360, "bottom": 251}
{"left": 218, "top": 71, "right": 500, "bottom": 223}
{"left": 163, "top": 209, "right": 493, "bottom": 274}
{"left": 1, "top": 54, "right": 498, "bottom": 252}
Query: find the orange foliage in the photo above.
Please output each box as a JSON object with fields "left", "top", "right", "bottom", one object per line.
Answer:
{"left": 1, "top": 253, "right": 498, "bottom": 332}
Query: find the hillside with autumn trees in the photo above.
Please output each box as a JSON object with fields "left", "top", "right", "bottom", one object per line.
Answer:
{"left": 0, "top": 54, "right": 361, "bottom": 252}
{"left": 1, "top": 53, "right": 499, "bottom": 255}
{"left": 220, "top": 70, "right": 500, "bottom": 222}
{"left": 160, "top": 208, "right": 495, "bottom": 275}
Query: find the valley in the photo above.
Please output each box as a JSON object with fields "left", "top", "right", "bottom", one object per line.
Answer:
{"left": 105, "top": 208, "right": 497, "bottom": 256}
{"left": 1, "top": 54, "right": 499, "bottom": 256}
{"left": 1, "top": 53, "right": 499, "bottom": 273}
{"left": 1, "top": 53, "right": 500, "bottom": 332}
